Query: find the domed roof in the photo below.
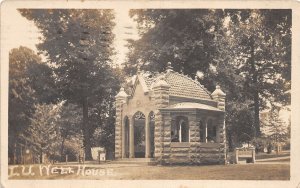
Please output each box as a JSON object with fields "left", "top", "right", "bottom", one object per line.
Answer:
{"left": 141, "top": 70, "right": 212, "bottom": 100}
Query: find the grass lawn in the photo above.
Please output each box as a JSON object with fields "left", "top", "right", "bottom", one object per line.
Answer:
{"left": 255, "top": 151, "right": 290, "bottom": 160}
{"left": 8, "top": 163, "right": 290, "bottom": 180}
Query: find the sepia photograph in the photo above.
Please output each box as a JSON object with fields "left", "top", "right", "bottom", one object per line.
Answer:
{"left": 1, "top": 1, "right": 299, "bottom": 188}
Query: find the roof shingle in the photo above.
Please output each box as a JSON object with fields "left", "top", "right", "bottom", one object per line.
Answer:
{"left": 141, "top": 71, "right": 212, "bottom": 100}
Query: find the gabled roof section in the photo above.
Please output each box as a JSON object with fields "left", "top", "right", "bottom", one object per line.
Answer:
{"left": 130, "top": 73, "right": 150, "bottom": 96}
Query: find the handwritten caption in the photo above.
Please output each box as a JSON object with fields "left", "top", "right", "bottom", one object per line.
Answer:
{"left": 9, "top": 165, "right": 114, "bottom": 177}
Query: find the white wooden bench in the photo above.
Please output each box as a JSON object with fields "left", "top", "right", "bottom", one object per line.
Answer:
{"left": 235, "top": 147, "right": 255, "bottom": 164}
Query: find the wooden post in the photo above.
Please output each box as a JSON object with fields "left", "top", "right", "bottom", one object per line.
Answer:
{"left": 252, "top": 148, "right": 256, "bottom": 163}
{"left": 83, "top": 153, "right": 85, "bottom": 164}
{"left": 13, "top": 142, "right": 17, "bottom": 164}
{"left": 65, "top": 155, "right": 68, "bottom": 164}
{"left": 78, "top": 154, "right": 80, "bottom": 164}
{"left": 98, "top": 151, "right": 101, "bottom": 164}
{"left": 235, "top": 149, "right": 239, "bottom": 164}
{"left": 20, "top": 146, "right": 24, "bottom": 164}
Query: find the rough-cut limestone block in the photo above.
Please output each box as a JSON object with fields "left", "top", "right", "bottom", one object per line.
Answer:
{"left": 200, "top": 148, "right": 220, "bottom": 154}
{"left": 189, "top": 154, "right": 198, "bottom": 158}
{"left": 163, "top": 131, "right": 171, "bottom": 138}
{"left": 189, "top": 149, "right": 197, "bottom": 154}
{"left": 154, "top": 132, "right": 162, "bottom": 139}
{"left": 189, "top": 132, "right": 198, "bottom": 138}
{"left": 171, "top": 153, "right": 190, "bottom": 158}
{"left": 162, "top": 153, "right": 171, "bottom": 158}
{"left": 171, "top": 148, "right": 190, "bottom": 153}
{"left": 189, "top": 126, "right": 198, "bottom": 132}
{"left": 190, "top": 142, "right": 200, "bottom": 148}
{"left": 163, "top": 142, "right": 171, "bottom": 148}
{"left": 191, "top": 138, "right": 200, "bottom": 143}
{"left": 200, "top": 158, "right": 220, "bottom": 164}
{"left": 200, "top": 154, "right": 219, "bottom": 160}
{"left": 168, "top": 158, "right": 192, "bottom": 164}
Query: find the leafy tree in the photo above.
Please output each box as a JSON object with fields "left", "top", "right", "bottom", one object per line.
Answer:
{"left": 19, "top": 9, "right": 120, "bottom": 159}
{"left": 126, "top": 9, "right": 252, "bottom": 149}
{"left": 23, "top": 103, "right": 61, "bottom": 162}
{"left": 57, "top": 103, "right": 83, "bottom": 161}
{"left": 225, "top": 9, "right": 291, "bottom": 136}
{"left": 8, "top": 46, "right": 55, "bottom": 163}
{"left": 127, "top": 9, "right": 291, "bottom": 146}
{"left": 126, "top": 9, "right": 225, "bottom": 90}
{"left": 261, "top": 106, "right": 289, "bottom": 148}
{"left": 23, "top": 102, "right": 84, "bottom": 162}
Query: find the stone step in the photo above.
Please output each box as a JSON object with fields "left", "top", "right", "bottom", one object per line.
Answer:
{"left": 117, "top": 158, "right": 155, "bottom": 162}
{"left": 111, "top": 158, "right": 157, "bottom": 165}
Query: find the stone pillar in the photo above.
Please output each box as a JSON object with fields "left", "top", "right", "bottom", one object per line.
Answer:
{"left": 189, "top": 114, "right": 200, "bottom": 143}
{"left": 152, "top": 75, "right": 170, "bottom": 162}
{"left": 212, "top": 85, "right": 226, "bottom": 164}
{"left": 129, "top": 119, "right": 134, "bottom": 158}
{"left": 217, "top": 114, "right": 226, "bottom": 164}
{"left": 205, "top": 119, "right": 208, "bottom": 143}
{"left": 115, "top": 88, "right": 128, "bottom": 159}
{"left": 145, "top": 115, "right": 151, "bottom": 158}
{"left": 154, "top": 111, "right": 163, "bottom": 159}
{"left": 189, "top": 114, "right": 201, "bottom": 164}
{"left": 121, "top": 119, "right": 126, "bottom": 158}
{"left": 162, "top": 114, "right": 172, "bottom": 164}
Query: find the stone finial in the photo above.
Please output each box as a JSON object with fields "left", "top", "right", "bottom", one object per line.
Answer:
{"left": 194, "top": 75, "right": 198, "bottom": 81}
{"left": 137, "top": 65, "right": 141, "bottom": 74}
{"left": 116, "top": 87, "right": 128, "bottom": 98}
{"left": 212, "top": 85, "right": 226, "bottom": 111}
{"left": 212, "top": 85, "right": 226, "bottom": 97}
{"left": 166, "top": 62, "right": 173, "bottom": 72}
{"left": 153, "top": 74, "right": 170, "bottom": 88}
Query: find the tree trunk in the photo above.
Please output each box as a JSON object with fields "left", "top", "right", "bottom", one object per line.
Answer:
{"left": 13, "top": 141, "right": 17, "bottom": 164}
{"left": 82, "top": 96, "right": 92, "bottom": 160}
{"left": 253, "top": 88, "right": 260, "bottom": 137}
{"left": 60, "top": 137, "right": 66, "bottom": 162}
{"left": 250, "top": 36, "right": 261, "bottom": 137}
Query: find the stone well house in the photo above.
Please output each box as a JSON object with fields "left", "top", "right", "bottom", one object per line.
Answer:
{"left": 115, "top": 63, "right": 227, "bottom": 164}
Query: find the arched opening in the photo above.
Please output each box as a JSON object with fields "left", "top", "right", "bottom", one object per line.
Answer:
{"left": 133, "top": 111, "right": 145, "bottom": 158}
{"left": 149, "top": 111, "right": 155, "bottom": 158}
{"left": 171, "top": 116, "right": 189, "bottom": 142}
{"left": 199, "top": 120, "right": 206, "bottom": 143}
{"left": 207, "top": 119, "right": 217, "bottom": 143}
{"left": 123, "top": 116, "right": 130, "bottom": 158}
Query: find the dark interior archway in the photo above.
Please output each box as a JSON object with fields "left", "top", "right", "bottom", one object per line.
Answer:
{"left": 133, "top": 111, "right": 145, "bottom": 158}
{"left": 124, "top": 116, "right": 130, "bottom": 158}
{"left": 149, "top": 111, "right": 155, "bottom": 158}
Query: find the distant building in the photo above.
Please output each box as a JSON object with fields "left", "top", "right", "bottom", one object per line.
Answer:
{"left": 91, "top": 147, "right": 106, "bottom": 161}
{"left": 115, "top": 62, "right": 227, "bottom": 165}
